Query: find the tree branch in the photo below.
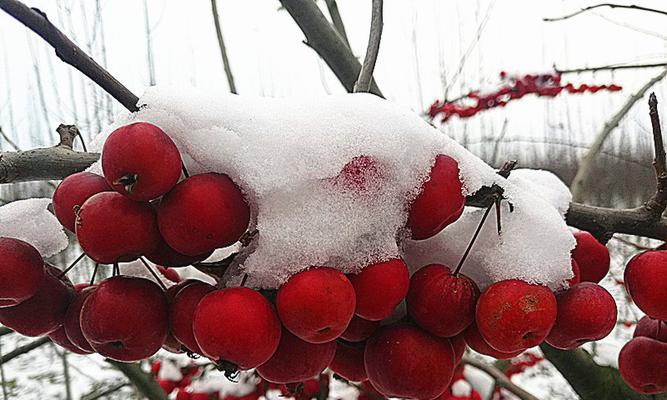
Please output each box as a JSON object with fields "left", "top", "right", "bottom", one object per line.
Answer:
{"left": 107, "top": 361, "right": 167, "bottom": 400}
{"left": 324, "top": 0, "right": 350, "bottom": 48}
{"left": 278, "top": 0, "right": 383, "bottom": 98}
{"left": 211, "top": 0, "right": 237, "bottom": 94}
{"left": 0, "top": 0, "right": 140, "bottom": 112}
{"left": 555, "top": 62, "right": 667, "bottom": 74}
{"left": 544, "top": 3, "right": 667, "bottom": 22}
{"left": 81, "top": 382, "right": 129, "bottom": 400}
{"left": 0, "top": 337, "right": 50, "bottom": 365}
{"left": 462, "top": 356, "right": 539, "bottom": 400}
{"left": 353, "top": 0, "right": 383, "bottom": 94}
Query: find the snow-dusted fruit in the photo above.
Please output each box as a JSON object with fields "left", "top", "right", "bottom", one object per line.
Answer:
{"left": 52, "top": 172, "right": 112, "bottom": 232}
{"left": 333, "top": 155, "right": 382, "bottom": 192}
{"left": 633, "top": 316, "right": 667, "bottom": 343}
{"left": 624, "top": 250, "right": 667, "bottom": 321}
{"left": 102, "top": 122, "right": 182, "bottom": 201}
{"left": 0, "top": 265, "right": 73, "bottom": 336}
{"left": 63, "top": 285, "right": 96, "bottom": 353}
{"left": 339, "top": 315, "right": 380, "bottom": 342}
{"left": 407, "top": 264, "right": 479, "bottom": 337}
{"left": 463, "top": 322, "right": 524, "bottom": 360}
{"left": 476, "top": 279, "right": 557, "bottom": 352}
{"left": 407, "top": 154, "right": 464, "bottom": 240}
{"left": 571, "top": 231, "right": 610, "bottom": 283}
{"left": 170, "top": 280, "right": 214, "bottom": 354}
{"left": 349, "top": 258, "right": 409, "bottom": 321}
{"left": 75, "top": 192, "right": 161, "bottom": 264}
{"left": 80, "top": 276, "right": 169, "bottom": 362}
{"left": 364, "top": 324, "right": 455, "bottom": 400}
{"left": 256, "top": 328, "right": 336, "bottom": 384}
{"left": 545, "top": 282, "right": 617, "bottom": 350}
{"left": 276, "top": 267, "right": 356, "bottom": 343}
{"left": 193, "top": 287, "right": 281, "bottom": 369}
{"left": 329, "top": 341, "right": 368, "bottom": 382}
{"left": 157, "top": 173, "right": 250, "bottom": 256}
{"left": 618, "top": 337, "right": 667, "bottom": 394}
{"left": 568, "top": 259, "right": 581, "bottom": 286}
{"left": 0, "top": 237, "right": 45, "bottom": 308}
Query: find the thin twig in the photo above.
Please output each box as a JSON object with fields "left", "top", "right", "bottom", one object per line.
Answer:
{"left": 139, "top": 257, "right": 168, "bottom": 291}
{"left": 324, "top": 0, "right": 350, "bottom": 47}
{"left": 58, "top": 252, "right": 86, "bottom": 278}
{"left": 555, "top": 62, "right": 667, "bottom": 74}
{"left": 211, "top": 0, "right": 237, "bottom": 94}
{"left": 462, "top": 356, "right": 539, "bottom": 400}
{"left": 354, "top": 0, "right": 383, "bottom": 94}
{"left": 454, "top": 203, "right": 494, "bottom": 276}
{"left": 0, "top": 339, "right": 8, "bottom": 400}
{"left": 81, "top": 382, "right": 129, "bottom": 400}
{"left": 544, "top": 3, "right": 667, "bottom": 22}
{"left": 0, "top": 127, "right": 20, "bottom": 151}
{"left": 0, "top": 337, "right": 50, "bottom": 365}
{"left": 644, "top": 93, "right": 667, "bottom": 214}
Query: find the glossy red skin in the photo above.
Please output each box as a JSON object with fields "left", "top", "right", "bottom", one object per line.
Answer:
{"left": 49, "top": 326, "right": 92, "bottom": 355}
{"left": 276, "top": 267, "right": 356, "bottom": 343}
{"left": 146, "top": 237, "right": 212, "bottom": 268}
{"left": 194, "top": 287, "right": 281, "bottom": 369}
{"left": 170, "top": 281, "right": 214, "bottom": 353}
{"left": 407, "top": 155, "right": 464, "bottom": 240}
{"left": 339, "top": 315, "right": 379, "bottom": 342}
{"left": 81, "top": 276, "right": 168, "bottom": 362}
{"left": 102, "top": 122, "right": 182, "bottom": 201}
{"left": 618, "top": 337, "right": 667, "bottom": 394}
{"left": 625, "top": 250, "right": 667, "bottom": 320}
{"left": 349, "top": 259, "right": 409, "bottom": 321}
{"left": 407, "top": 264, "right": 480, "bottom": 338}
{"left": 0, "top": 265, "right": 73, "bottom": 336}
{"left": 476, "top": 279, "right": 557, "bottom": 352}
{"left": 450, "top": 332, "right": 467, "bottom": 363}
{"left": 166, "top": 280, "right": 198, "bottom": 301}
{"left": 572, "top": 231, "right": 610, "bottom": 283}
{"left": 157, "top": 173, "right": 250, "bottom": 256}
{"left": 364, "top": 324, "right": 455, "bottom": 400}
{"left": 256, "top": 329, "right": 336, "bottom": 384}
{"left": 76, "top": 192, "right": 161, "bottom": 264}
{"left": 463, "top": 322, "right": 524, "bottom": 359}
{"left": 53, "top": 172, "right": 112, "bottom": 232}
{"left": 333, "top": 155, "right": 382, "bottom": 192}
{"left": 63, "top": 285, "right": 97, "bottom": 353}
{"left": 329, "top": 342, "right": 367, "bottom": 382}
{"left": 0, "top": 237, "right": 45, "bottom": 308}
{"left": 567, "top": 259, "right": 581, "bottom": 286}
{"left": 633, "top": 316, "right": 667, "bottom": 343}
{"left": 545, "top": 283, "right": 617, "bottom": 350}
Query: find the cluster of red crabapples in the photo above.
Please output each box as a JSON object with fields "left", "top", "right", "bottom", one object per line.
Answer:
{"left": 428, "top": 71, "right": 622, "bottom": 122}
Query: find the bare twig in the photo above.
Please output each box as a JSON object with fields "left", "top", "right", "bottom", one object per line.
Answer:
{"left": 0, "top": 337, "right": 50, "bottom": 365}
{"left": 0, "top": 0, "right": 140, "bottom": 112}
{"left": 555, "top": 62, "right": 667, "bottom": 74}
{"left": 143, "top": 0, "right": 156, "bottom": 86}
{"left": 81, "top": 382, "right": 129, "bottom": 400}
{"left": 353, "top": 0, "right": 383, "bottom": 93}
{"left": 544, "top": 3, "right": 667, "bottom": 22}
{"left": 106, "top": 360, "right": 167, "bottom": 400}
{"left": 0, "top": 329, "right": 11, "bottom": 338}
{"left": 462, "top": 356, "right": 539, "bottom": 400}
{"left": 0, "top": 127, "right": 20, "bottom": 151}
{"left": 324, "top": 0, "right": 350, "bottom": 47}
{"left": 211, "top": 0, "right": 237, "bottom": 94}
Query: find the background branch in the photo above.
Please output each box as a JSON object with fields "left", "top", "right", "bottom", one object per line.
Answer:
{"left": 555, "top": 61, "right": 667, "bottom": 74}
{"left": 544, "top": 3, "right": 667, "bottom": 22}
{"left": 462, "top": 356, "right": 538, "bottom": 400}
{"left": 353, "top": 0, "right": 383, "bottom": 93}
{"left": 211, "top": 0, "right": 237, "bottom": 94}
{"left": 0, "top": 337, "right": 49, "bottom": 365}
{"left": 324, "top": 0, "right": 350, "bottom": 48}
{"left": 107, "top": 361, "right": 167, "bottom": 400}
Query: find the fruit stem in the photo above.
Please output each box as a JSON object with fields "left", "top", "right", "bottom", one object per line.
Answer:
{"left": 454, "top": 203, "right": 494, "bottom": 276}
{"left": 89, "top": 263, "right": 99, "bottom": 285}
{"left": 495, "top": 197, "right": 502, "bottom": 235}
{"left": 112, "top": 263, "right": 120, "bottom": 277}
{"left": 58, "top": 252, "right": 87, "bottom": 278}
{"left": 240, "top": 273, "right": 248, "bottom": 287}
{"left": 181, "top": 162, "right": 190, "bottom": 178}
{"left": 139, "top": 257, "right": 168, "bottom": 291}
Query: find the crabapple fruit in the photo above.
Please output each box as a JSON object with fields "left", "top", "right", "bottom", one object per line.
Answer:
{"left": 624, "top": 250, "right": 667, "bottom": 320}
{"left": 618, "top": 336, "right": 667, "bottom": 394}
{"left": 329, "top": 341, "right": 367, "bottom": 382}
{"left": 52, "top": 172, "right": 112, "bottom": 232}
{"left": 339, "top": 315, "right": 380, "bottom": 342}
{"left": 0, "top": 237, "right": 45, "bottom": 308}
{"left": 572, "top": 231, "right": 610, "bottom": 283}
{"left": 170, "top": 280, "right": 215, "bottom": 354}
{"left": 349, "top": 258, "right": 409, "bottom": 321}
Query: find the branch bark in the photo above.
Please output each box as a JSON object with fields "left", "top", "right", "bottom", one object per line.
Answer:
{"left": 0, "top": 0, "right": 140, "bottom": 112}
{"left": 211, "top": 0, "right": 238, "bottom": 94}
{"left": 324, "top": 0, "right": 350, "bottom": 48}
{"left": 544, "top": 3, "right": 667, "bottom": 22}
{"left": 107, "top": 361, "right": 167, "bottom": 400}
{"left": 462, "top": 356, "right": 539, "bottom": 400}
{"left": 0, "top": 337, "right": 50, "bottom": 365}
{"left": 555, "top": 62, "right": 667, "bottom": 74}
{"left": 279, "top": 0, "right": 383, "bottom": 98}
{"left": 353, "top": 0, "right": 383, "bottom": 94}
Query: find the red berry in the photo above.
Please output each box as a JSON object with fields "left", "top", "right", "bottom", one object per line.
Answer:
{"left": 81, "top": 276, "right": 168, "bottom": 362}
{"left": 102, "top": 122, "right": 182, "bottom": 201}
{"left": 545, "top": 282, "right": 617, "bottom": 349}
{"left": 450, "top": 332, "right": 467, "bottom": 363}
{"left": 625, "top": 250, "right": 667, "bottom": 320}
{"left": 333, "top": 155, "right": 382, "bottom": 192}
{"left": 157, "top": 379, "right": 178, "bottom": 395}
{"left": 633, "top": 316, "right": 667, "bottom": 343}
{"left": 157, "top": 266, "right": 181, "bottom": 283}
{"left": 365, "top": 324, "right": 455, "bottom": 399}
{"left": 407, "top": 264, "right": 479, "bottom": 337}
{"left": 76, "top": 192, "right": 161, "bottom": 264}
{"left": 572, "top": 231, "right": 610, "bottom": 283}
{"left": 256, "top": 329, "right": 336, "bottom": 384}
{"left": 63, "top": 285, "right": 97, "bottom": 353}
{"left": 194, "top": 287, "right": 281, "bottom": 369}
{"left": 339, "top": 315, "right": 379, "bottom": 342}
{"left": 329, "top": 342, "right": 367, "bottom": 382}
{"left": 463, "top": 322, "right": 524, "bottom": 359}
{"left": 407, "top": 155, "right": 464, "bottom": 240}
{"left": 568, "top": 258, "right": 581, "bottom": 286}
{"left": 618, "top": 337, "right": 667, "bottom": 394}
{"left": 276, "top": 267, "right": 356, "bottom": 343}
{"left": 0, "top": 237, "right": 45, "bottom": 308}
{"left": 476, "top": 279, "right": 557, "bottom": 352}
{"left": 162, "top": 332, "right": 185, "bottom": 354}
{"left": 349, "top": 258, "right": 409, "bottom": 321}
{"left": 53, "top": 172, "right": 112, "bottom": 232}
{"left": 146, "top": 237, "right": 212, "bottom": 268}
{"left": 49, "top": 326, "right": 92, "bottom": 355}
{"left": 170, "top": 280, "right": 215, "bottom": 353}
{"left": 157, "top": 173, "right": 250, "bottom": 256}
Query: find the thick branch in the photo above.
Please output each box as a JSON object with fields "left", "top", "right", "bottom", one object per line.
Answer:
{"left": 353, "top": 0, "right": 383, "bottom": 94}
{"left": 211, "top": 0, "right": 237, "bottom": 94}
{"left": 0, "top": 337, "right": 50, "bottom": 365}
{"left": 544, "top": 3, "right": 667, "bottom": 22}
{"left": 462, "top": 356, "right": 538, "bottom": 400}
{"left": 0, "top": 145, "right": 98, "bottom": 184}
{"left": 279, "top": 0, "right": 383, "bottom": 97}
{"left": 0, "top": 0, "right": 139, "bottom": 112}
{"left": 107, "top": 361, "right": 167, "bottom": 400}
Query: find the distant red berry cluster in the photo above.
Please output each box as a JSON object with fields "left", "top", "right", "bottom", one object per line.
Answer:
{"left": 428, "top": 72, "right": 622, "bottom": 122}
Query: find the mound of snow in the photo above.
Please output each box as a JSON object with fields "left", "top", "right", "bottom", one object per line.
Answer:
{"left": 0, "top": 198, "right": 68, "bottom": 257}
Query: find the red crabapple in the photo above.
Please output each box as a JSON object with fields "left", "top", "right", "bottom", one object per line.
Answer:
{"left": 463, "top": 322, "right": 524, "bottom": 360}
{"left": 329, "top": 342, "right": 368, "bottom": 382}
{"left": 276, "top": 267, "right": 356, "bottom": 343}
{"left": 476, "top": 279, "right": 557, "bottom": 352}
{"left": 76, "top": 192, "right": 161, "bottom": 264}
{"left": 618, "top": 336, "right": 667, "bottom": 394}
{"left": 624, "top": 250, "right": 667, "bottom": 320}
{"left": 53, "top": 172, "right": 112, "bottom": 232}
{"left": 0, "top": 237, "right": 45, "bottom": 308}
{"left": 170, "top": 280, "right": 215, "bottom": 354}
{"left": 146, "top": 237, "right": 212, "bottom": 268}
{"left": 49, "top": 326, "right": 92, "bottom": 355}
{"left": 333, "top": 155, "right": 382, "bottom": 192}
{"left": 407, "top": 264, "right": 479, "bottom": 337}
{"left": 157, "top": 173, "right": 250, "bottom": 256}
{"left": 568, "top": 259, "right": 581, "bottom": 286}
{"left": 63, "top": 284, "right": 96, "bottom": 353}
{"left": 633, "top": 316, "right": 667, "bottom": 343}
{"left": 349, "top": 258, "right": 409, "bottom": 321}
{"left": 572, "top": 231, "right": 610, "bottom": 283}
{"left": 450, "top": 332, "right": 467, "bottom": 363}
{"left": 102, "top": 122, "right": 182, "bottom": 201}
{"left": 407, "top": 154, "right": 464, "bottom": 240}
{"left": 339, "top": 315, "right": 380, "bottom": 342}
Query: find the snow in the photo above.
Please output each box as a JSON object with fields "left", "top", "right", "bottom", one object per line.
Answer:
{"left": 451, "top": 379, "right": 473, "bottom": 396}
{"left": 0, "top": 198, "right": 68, "bottom": 257}
{"left": 86, "top": 87, "right": 575, "bottom": 289}
{"left": 507, "top": 169, "right": 572, "bottom": 217}
{"left": 157, "top": 359, "right": 183, "bottom": 381}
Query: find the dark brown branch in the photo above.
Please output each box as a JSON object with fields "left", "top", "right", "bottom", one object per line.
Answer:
{"left": 555, "top": 62, "right": 667, "bottom": 74}
{"left": 0, "top": 0, "right": 140, "bottom": 112}
{"left": 462, "top": 356, "right": 539, "bottom": 400}
{"left": 0, "top": 328, "right": 12, "bottom": 338}
{"left": 0, "top": 337, "right": 50, "bottom": 365}
{"left": 544, "top": 3, "right": 667, "bottom": 22}
{"left": 353, "top": 0, "right": 383, "bottom": 94}
{"left": 324, "top": 0, "right": 350, "bottom": 48}
{"left": 279, "top": 0, "right": 383, "bottom": 98}
{"left": 211, "top": 0, "right": 237, "bottom": 94}
{"left": 107, "top": 361, "right": 167, "bottom": 400}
